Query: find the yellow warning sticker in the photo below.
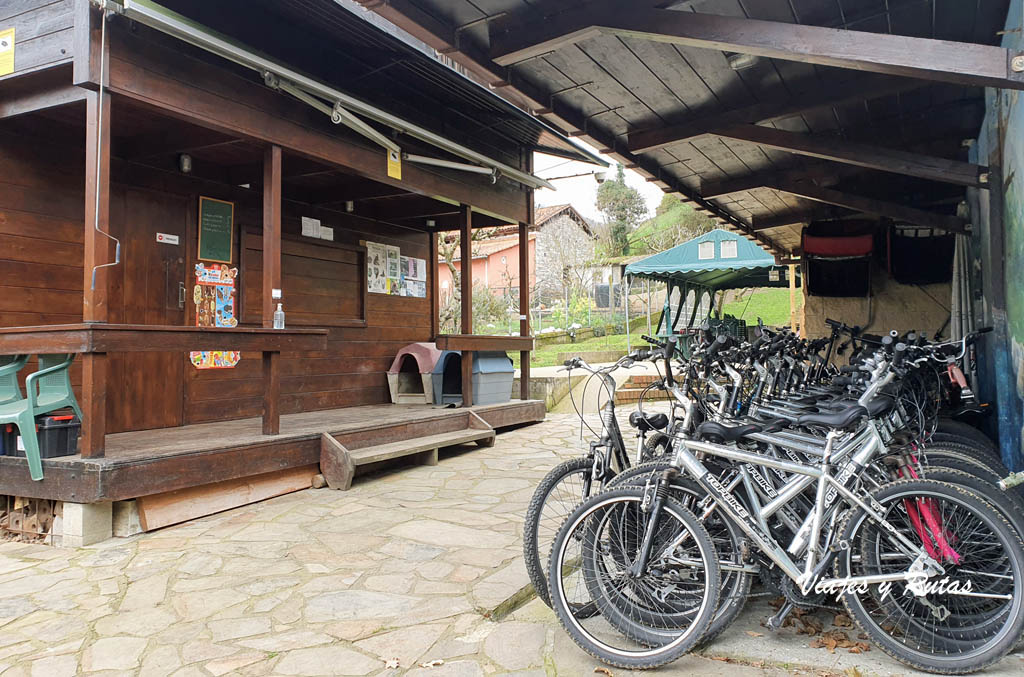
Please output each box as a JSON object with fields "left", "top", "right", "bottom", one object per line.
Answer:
{"left": 387, "top": 149, "right": 402, "bottom": 180}
{"left": 0, "top": 28, "right": 14, "bottom": 77}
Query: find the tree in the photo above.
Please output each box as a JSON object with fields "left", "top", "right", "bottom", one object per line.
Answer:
{"left": 630, "top": 194, "right": 717, "bottom": 254}
{"left": 596, "top": 164, "right": 647, "bottom": 257}
{"left": 436, "top": 228, "right": 497, "bottom": 333}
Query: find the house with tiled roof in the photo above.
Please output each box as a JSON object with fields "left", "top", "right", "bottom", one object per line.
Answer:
{"left": 438, "top": 203, "right": 596, "bottom": 301}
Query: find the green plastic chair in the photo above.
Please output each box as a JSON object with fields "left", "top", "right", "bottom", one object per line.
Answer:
{"left": 0, "top": 355, "right": 28, "bottom": 405}
{"left": 0, "top": 354, "right": 82, "bottom": 481}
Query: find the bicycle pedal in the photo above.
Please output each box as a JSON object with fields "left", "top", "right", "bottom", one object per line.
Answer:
{"left": 765, "top": 601, "right": 794, "bottom": 632}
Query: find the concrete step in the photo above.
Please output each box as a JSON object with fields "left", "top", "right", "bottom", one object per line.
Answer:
{"left": 615, "top": 389, "right": 671, "bottom": 402}
{"left": 624, "top": 374, "right": 662, "bottom": 385}
{"left": 348, "top": 428, "right": 495, "bottom": 466}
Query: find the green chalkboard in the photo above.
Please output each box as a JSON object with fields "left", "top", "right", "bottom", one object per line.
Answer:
{"left": 198, "top": 197, "right": 234, "bottom": 263}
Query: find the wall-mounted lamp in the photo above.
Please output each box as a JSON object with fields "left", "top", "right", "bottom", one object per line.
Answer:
{"left": 345, "top": 200, "right": 355, "bottom": 213}
{"left": 726, "top": 52, "right": 760, "bottom": 70}
{"left": 178, "top": 153, "right": 193, "bottom": 174}
{"left": 426, "top": 219, "right": 436, "bottom": 228}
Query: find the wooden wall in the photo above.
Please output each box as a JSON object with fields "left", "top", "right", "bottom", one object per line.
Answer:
{"left": 0, "top": 0, "right": 74, "bottom": 83}
{"left": 1, "top": 114, "right": 433, "bottom": 431}
{"left": 186, "top": 203, "right": 432, "bottom": 425}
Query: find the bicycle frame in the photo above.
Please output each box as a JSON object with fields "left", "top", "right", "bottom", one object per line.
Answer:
{"left": 666, "top": 434, "right": 944, "bottom": 594}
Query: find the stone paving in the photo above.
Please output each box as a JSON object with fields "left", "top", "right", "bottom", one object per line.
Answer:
{"left": 0, "top": 412, "right": 1021, "bottom": 676}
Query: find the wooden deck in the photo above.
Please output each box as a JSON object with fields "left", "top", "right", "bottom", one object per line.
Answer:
{"left": 0, "top": 400, "right": 546, "bottom": 503}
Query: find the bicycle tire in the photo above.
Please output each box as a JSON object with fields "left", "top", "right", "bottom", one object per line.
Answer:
{"left": 523, "top": 457, "right": 593, "bottom": 608}
{"left": 548, "top": 487, "right": 720, "bottom": 670}
{"left": 607, "top": 461, "right": 753, "bottom": 646}
{"left": 835, "top": 479, "right": 1024, "bottom": 674}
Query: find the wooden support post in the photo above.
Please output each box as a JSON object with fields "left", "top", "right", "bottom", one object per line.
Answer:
{"left": 83, "top": 90, "right": 111, "bottom": 323}
{"left": 518, "top": 220, "right": 530, "bottom": 401}
{"left": 81, "top": 89, "right": 111, "bottom": 458}
{"left": 460, "top": 204, "right": 474, "bottom": 407}
{"left": 80, "top": 353, "right": 106, "bottom": 459}
{"left": 262, "top": 351, "right": 280, "bottom": 435}
{"left": 429, "top": 231, "right": 440, "bottom": 340}
{"left": 262, "top": 145, "right": 282, "bottom": 434}
{"left": 788, "top": 264, "right": 798, "bottom": 333}
{"left": 262, "top": 145, "right": 282, "bottom": 327}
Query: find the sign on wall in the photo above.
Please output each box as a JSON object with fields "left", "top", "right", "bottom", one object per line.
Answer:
{"left": 198, "top": 196, "right": 235, "bottom": 263}
{"left": 367, "top": 241, "right": 413, "bottom": 295}
{"left": 0, "top": 28, "right": 14, "bottom": 77}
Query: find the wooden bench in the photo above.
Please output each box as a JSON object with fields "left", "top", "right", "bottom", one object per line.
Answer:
{"left": 319, "top": 410, "right": 495, "bottom": 490}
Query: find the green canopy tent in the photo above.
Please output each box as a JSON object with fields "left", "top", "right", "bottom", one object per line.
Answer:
{"left": 624, "top": 229, "right": 798, "bottom": 343}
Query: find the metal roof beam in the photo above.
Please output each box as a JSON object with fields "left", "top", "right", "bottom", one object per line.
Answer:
{"left": 770, "top": 181, "right": 967, "bottom": 234}
{"left": 628, "top": 76, "right": 921, "bottom": 154}
{"left": 490, "top": 4, "right": 1024, "bottom": 90}
{"left": 714, "top": 124, "right": 988, "bottom": 188}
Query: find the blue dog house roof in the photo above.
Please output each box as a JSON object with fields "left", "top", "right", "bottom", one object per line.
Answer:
{"left": 432, "top": 351, "right": 513, "bottom": 374}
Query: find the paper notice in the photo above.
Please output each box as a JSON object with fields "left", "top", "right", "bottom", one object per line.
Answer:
{"left": 301, "top": 217, "right": 321, "bottom": 238}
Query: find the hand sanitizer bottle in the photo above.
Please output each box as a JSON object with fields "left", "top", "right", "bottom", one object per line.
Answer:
{"left": 273, "top": 303, "right": 285, "bottom": 329}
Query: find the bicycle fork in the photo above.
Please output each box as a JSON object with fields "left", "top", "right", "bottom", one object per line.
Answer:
{"left": 629, "top": 469, "right": 678, "bottom": 577}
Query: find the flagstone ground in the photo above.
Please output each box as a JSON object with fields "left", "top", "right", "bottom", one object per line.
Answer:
{"left": 0, "top": 412, "right": 1021, "bottom": 676}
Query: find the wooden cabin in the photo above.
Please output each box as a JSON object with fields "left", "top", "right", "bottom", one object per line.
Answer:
{"left": 0, "top": 0, "right": 598, "bottom": 539}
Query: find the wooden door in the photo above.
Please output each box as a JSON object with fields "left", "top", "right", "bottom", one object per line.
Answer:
{"left": 107, "top": 188, "right": 188, "bottom": 433}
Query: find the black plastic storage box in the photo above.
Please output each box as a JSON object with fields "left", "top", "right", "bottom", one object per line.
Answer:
{"left": 5, "top": 415, "right": 81, "bottom": 459}
{"left": 0, "top": 424, "right": 13, "bottom": 456}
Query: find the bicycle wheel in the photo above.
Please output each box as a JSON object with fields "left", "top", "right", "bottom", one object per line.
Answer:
{"left": 936, "top": 419, "right": 998, "bottom": 454}
{"left": 835, "top": 479, "right": 1024, "bottom": 674}
{"left": 523, "top": 457, "right": 593, "bottom": 607}
{"left": 922, "top": 441, "right": 1007, "bottom": 476}
{"left": 608, "top": 462, "right": 753, "bottom": 646}
{"left": 641, "top": 431, "right": 673, "bottom": 461}
{"left": 548, "top": 487, "right": 720, "bottom": 670}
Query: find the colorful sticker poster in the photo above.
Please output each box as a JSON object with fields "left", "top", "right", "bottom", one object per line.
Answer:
{"left": 191, "top": 263, "right": 239, "bottom": 370}
{"left": 401, "top": 256, "right": 426, "bottom": 282}
{"left": 366, "top": 241, "right": 387, "bottom": 293}
{"left": 193, "top": 263, "right": 238, "bottom": 328}
{"left": 189, "top": 351, "right": 241, "bottom": 370}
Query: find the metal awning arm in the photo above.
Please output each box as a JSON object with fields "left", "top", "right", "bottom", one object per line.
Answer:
{"left": 117, "top": 0, "right": 558, "bottom": 191}
{"left": 268, "top": 74, "right": 400, "bottom": 153}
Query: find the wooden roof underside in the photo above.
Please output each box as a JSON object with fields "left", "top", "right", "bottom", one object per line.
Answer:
{"left": 356, "top": 0, "right": 1012, "bottom": 256}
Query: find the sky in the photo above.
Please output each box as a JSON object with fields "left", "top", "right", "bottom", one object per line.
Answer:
{"left": 533, "top": 140, "right": 665, "bottom": 223}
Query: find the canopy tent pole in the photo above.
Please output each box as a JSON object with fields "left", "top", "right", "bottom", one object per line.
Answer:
{"left": 625, "top": 276, "right": 632, "bottom": 353}
{"left": 646, "top": 279, "right": 652, "bottom": 336}
{"left": 661, "top": 280, "right": 674, "bottom": 336}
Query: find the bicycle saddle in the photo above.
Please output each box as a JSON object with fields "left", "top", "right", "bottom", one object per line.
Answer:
{"left": 796, "top": 404, "right": 867, "bottom": 430}
{"left": 628, "top": 411, "right": 669, "bottom": 431}
{"left": 865, "top": 395, "right": 895, "bottom": 417}
{"left": 694, "top": 421, "right": 762, "bottom": 443}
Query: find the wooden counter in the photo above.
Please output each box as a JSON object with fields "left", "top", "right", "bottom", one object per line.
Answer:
{"left": 0, "top": 324, "right": 329, "bottom": 458}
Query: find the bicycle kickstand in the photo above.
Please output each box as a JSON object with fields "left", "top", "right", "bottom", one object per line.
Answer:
{"left": 765, "top": 600, "right": 795, "bottom": 632}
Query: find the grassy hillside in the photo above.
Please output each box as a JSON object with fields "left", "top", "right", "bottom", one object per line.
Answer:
{"left": 722, "top": 288, "right": 801, "bottom": 326}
